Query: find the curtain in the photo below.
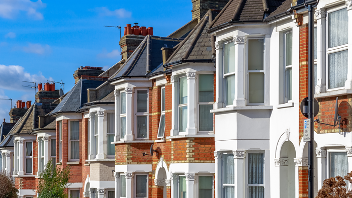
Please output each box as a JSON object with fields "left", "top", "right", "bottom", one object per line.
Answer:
{"left": 226, "top": 75, "right": 236, "bottom": 106}
{"left": 249, "top": 186, "right": 264, "bottom": 198}
{"left": 199, "top": 176, "right": 213, "bottom": 198}
{"left": 71, "top": 141, "right": 79, "bottom": 159}
{"left": 120, "top": 117, "right": 126, "bottom": 138}
{"left": 137, "top": 90, "right": 148, "bottom": 112}
{"left": 199, "top": 74, "right": 214, "bottom": 102}
{"left": 286, "top": 68, "right": 292, "bottom": 101}
{"left": 179, "top": 176, "right": 187, "bottom": 198}
{"left": 285, "top": 32, "right": 292, "bottom": 66}
{"left": 222, "top": 154, "right": 234, "bottom": 198}
{"left": 249, "top": 73, "right": 264, "bottom": 103}
{"left": 224, "top": 42, "right": 236, "bottom": 74}
{"left": 179, "top": 77, "right": 188, "bottom": 104}
{"left": 121, "top": 92, "right": 126, "bottom": 114}
{"left": 179, "top": 106, "right": 187, "bottom": 132}
{"left": 136, "top": 175, "right": 147, "bottom": 197}
{"left": 137, "top": 116, "right": 148, "bottom": 138}
{"left": 158, "top": 114, "right": 165, "bottom": 137}
{"left": 120, "top": 175, "right": 126, "bottom": 197}
{"left": 328, "top": 8, "right": 348, "bottom": 48}
{"left": 330, "top": 152, "right": 348, "bottom": 178}
{"left": 248, "top": 39, "right": 264, "bottom": 70}
{"left": 248, "top": 153, "right": 264, "bottom": 198}
{"left": 199, "top": 104, "right": 213, "bottom": 131}
{"left": 328, "top": 50, "right": 348, "bottom": 88}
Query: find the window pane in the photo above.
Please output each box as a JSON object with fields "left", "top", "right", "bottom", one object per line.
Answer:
{"left": 199, "top": 74, "right": 214, "bottom": 102}
{"left": 224, "top": 42, "right": 236, "bottom": 74}
{"left": 121, "top": 175, "right": 126, "bottom": 197}
{"left": 0, "top": 155, "right": 2, "bottom": 170}
{"left": 314, "top": 64, "right": 317, "bottom": 88}
{"left": 121, "top": 92, "right": 126, "bottom": 114}
{"left": 26, "top": 158, "right": 32, "bottom": 173}
{"left": 136, "top": 175, "right": 147, "bottom": 197}
{"left": 179, "top": 176, "right": 187, "bottom": 198}
{"left": 108, "top": 191, "right": 115, "bottom": 198}
{"left": 179, "top": 106, "right": 187, "bottom": 132}
{"left": 161, "top": 88, "right": 165, "bottom": 111}
{"left": 286, "top": 68, "right": 292, "bottom": 101}
{"left": 137, "top": 116, "right": 148, "bottom": 138}
{"left": 108, "top": 113, "right": 115, "bottom": 134}
{"left": 223, "top": 186, "right": 234, "bottom": 198}
{"left": 71, "top": 141, "right": 79, "bottom": 159}
{"left": 328, "top": 8, "right": 348, "bottom": 48}
{"left": 248, "top": 39, "right": 264, "bottom": 70}
{"left": 248, "top": 153, "right": 264, "bottom": 184}
{"left": 222, "top": 154, "right": 234, "bottom": 184}
{"left": 249, "top": 73, "right": 264, "bottom": 103}
{"left": 94, "top": 114, "right": 98, "bottom": 135}
{"left": 328, "top": 50, "right": 348, "bottom": 89}
{"left": 249, "top": 186, "right": 264, "bottom": 198}
{"left": 70, "top": 121, "right": 79, "bottom": 140}
{"left": 158, "top": 114, "right": 165, "bottom": 138}
{"left": 330, "top": 152, "right": 348, "bottom": 178}
{"left": 51, "top": 139, "right": 56, "bottom": 157}
{"left": 314, "top": 27, "right": 317, "bottom": 60}
{"left": 120, "top": 117, "right": 126, "bottom": 138}
{"left": 180, "top": 77, "right": 188, "bottom": 104}
{"left": 107, "top": 134, "right": 115, "bottom": 155}
{"left": 199, "top": 176, "right": 212, "bottom": 198}
{"left": 137, "top": 90, "right": 148, "bottom": 112}
{"left": 285, "top": 32, "right": 292, "bottom": 66}
{"left": 70, "top": 190, "right": 80, "bottom": 198}
{"left": 226, "top": 75, "right": 235, "bottom": 106}
{"left": 26, "top": 142, "right": 32, "bottom": 156}
{"left": 199, "top": 104, "right": 213, "bottom": 131}
{"left": 59, "top": 121, "right": 62, "bottom": 141}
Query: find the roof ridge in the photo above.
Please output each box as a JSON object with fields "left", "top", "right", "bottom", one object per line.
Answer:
{"left": 209, "top": 0, "right": 235, "bottom": 30}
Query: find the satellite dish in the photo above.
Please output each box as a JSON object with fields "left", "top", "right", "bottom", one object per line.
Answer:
{"left": 150, "top": 144, "right": 154, "bottom": 156}
{"left": 334, "top": 97, "right": 340, "bottom": 126}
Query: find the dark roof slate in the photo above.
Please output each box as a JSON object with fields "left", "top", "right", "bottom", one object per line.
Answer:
{"left": 0, "top": 122, "right": 15, "bottom": 142}
{"left": 43, "top": 120, "right": 56, "bottom": 130}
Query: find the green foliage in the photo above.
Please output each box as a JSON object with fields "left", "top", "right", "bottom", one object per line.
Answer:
{"left": 0, "top": 171, "right": 18, "bottom": 198}
{"left": 37, "top": 160, "right": 70, "bottom": 198}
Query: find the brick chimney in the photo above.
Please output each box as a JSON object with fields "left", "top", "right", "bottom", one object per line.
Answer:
{"left": 191, "top": 0, "right": 230, "bottom": 21}
{"left": 9, "top": 100, "right": 32, "bottom": 123}
{"left": 73, "top": 66, "right": 105, "bottom": 84}
{"left": 119, "top": 23, "right": 153, "bottom": 60}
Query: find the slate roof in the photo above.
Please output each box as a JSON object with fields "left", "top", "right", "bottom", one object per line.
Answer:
{"left": 110, "top": 36, "right": 182, "bottom": 80}
{"left": 168, "top": 18, "right": 199, "bottom": 39}
{"left": 208, "top": 0, "right": 291, "bottom": 31}
{"left": 50, "top": 79, "right": 104, "bottom": 114}
{"left": 0, "top": 122, "right": 15, "bottom": 142}
{"left": 43, "top": 120, "right": 56, "bottom": 130}
{"left": 164, "top": 10, "right": 218, "bottom": 67}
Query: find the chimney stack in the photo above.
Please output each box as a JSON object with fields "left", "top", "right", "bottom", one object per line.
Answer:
{"left": 191, "top": 0, "right": 230, "bottom": 21}
{"left": 73, "top": 66, "right": 104, "bottom": 84}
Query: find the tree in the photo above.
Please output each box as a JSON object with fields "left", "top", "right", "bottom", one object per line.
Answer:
{"left": 37, "top": 160, "right": 70, "bottom": 198}
{"left": 0, "top": 171, "right": 18, "bottom": 198}
{"left": 316, "top": 172, "right": 352, "bottom": 198}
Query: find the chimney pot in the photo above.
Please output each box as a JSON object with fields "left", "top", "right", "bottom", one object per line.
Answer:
{"left": 148, "top": 27, "right": 153, "bottom": 36}
{"left": 127, "top": 24, "right": 132, "bottom": 35}
{"left": 26, "top": 101, "right": 31, "bottom": 109}
{"left": 124, "top": 27, "right": 127, "bottom": 36}
{"left": 38, "top": 83, "right": 42, "bottom": 91}
{"left": 22, "top": 102, "right": 25, "bottom": 109}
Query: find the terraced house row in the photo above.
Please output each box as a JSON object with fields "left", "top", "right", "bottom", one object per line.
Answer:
{"left": 1, "top": 0, "right": 352, "bottom": 197}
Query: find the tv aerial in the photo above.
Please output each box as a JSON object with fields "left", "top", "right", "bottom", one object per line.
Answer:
{"left": 0, "top": 98, "right": 12, "bottom": 110}
{"left": 22, "top": 81, "right": 37, "bottom": 95}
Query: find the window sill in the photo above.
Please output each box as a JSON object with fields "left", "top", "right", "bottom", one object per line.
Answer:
{"left": 67, "top": 161, "right": 80, "bottom": 165}
{"left": 86, "top": 159, "right": 115, "bottom": 162}
{"left": 166, "top": 134, "right": 215, "bottom": 140}
{"left": 315, "top": 89, "right": 352, "bottom": 99}
{"left": 113, "top": 140, "right": 154, "bottom": 144}
{"left": 155, "top": 138, "right": 166, "bottom": 143}
{"left": 210, "top": 106, "right": 273, "bottom": 113}
{"left": 276, "top": 101, "right": 294, "bottom": 109}
{"left": 13, "top": 174, "right": 36, "bottom": 178}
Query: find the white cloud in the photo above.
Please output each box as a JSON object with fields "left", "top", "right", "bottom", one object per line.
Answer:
{"left": 0, "top": 0, "right": 45, "bottom": 20}
{"left": 22, "top": 43, "right": 51, "bottom": 55}
{"left": 97, "top": 49, "right": 120, "bottom": 59}
{"left": 5, "top": 32, "right": 16, "bottom": 38}
{"left": 95, "top": 7, "right": 132, "bottom": 18}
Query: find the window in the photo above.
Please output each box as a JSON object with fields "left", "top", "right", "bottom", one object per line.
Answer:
{"left": 0, "top": 154, "right": 2, "bottom": 171}
{"left": 199, "top": 176, "right": 213, "bottom": 198}
{"left": 88, "top": 119, "right": 90, "bottom": 157}
{"left": 179, "top": 77, "right": 187, "bottom": 132}
{"left": 15, "top": 142, "right": 19, "bottom": 172}
{"left": 120, "top": 91, "right": 126, "bottom": 139}
{"left": 247, "top": 153, "right": 264, "bottom": 198}
{"left": 136, "top": 90, "right": 148, "bottom": 139}
{"left": 283, "top": 31, "right": 292, "bottom": 102}
{"left": 107, "top": 191, "right": 115, "bottom": 198}
{"left": 223, "top": 41, "right": 236, "bottom": 106}
{"left": 120, "top": 174, "right": 126, "bottom": 198}
{"left": 199, "top": 74, "right": 214, "bottom": 132}
{"left": 329, "top": 152, "right": 348, "bottom": 177}
{"left": 248, "top": 39, "right": 265, "bottom": 104}
{"left": 178, "top": 175, "right": 186, "bottom": 198}
{"left": 69, "top": 121, "right": 79, "bottom": 160}
{"left": 25, "top": 142, "right": 33, "bottom": 174}
{"left": 135, "top": 175, "right": 148, "bottom": 198}
{"left": 327, "top": 8, "right": 348, "bottom": 89}
{"left": 158, "top": 87, "right": 166, "bottom": 138}
{"left": 39, "top": 138, "right": 44, "bottom": 172}
{"left": 69, "top": 190, "right": 80, "bottom": 198}
{"left": 59, "top": 121, "right": 62, "bottom": 162}
{"left": 94, "top": 113, "right": 98, "bottom": 157}
{"left": 221, "top": 153, "right": 234, "bottom": 198}
{"left": 107, "top": 113, "right": 115, "bottom": 155}
{"left": 51, "top": 139, "right": 56, "bottom": 167}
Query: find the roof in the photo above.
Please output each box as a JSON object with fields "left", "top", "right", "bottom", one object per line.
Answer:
{"left": 208, "top": 0, "right": 291, "bottom": 31}
{"left": 168, "top": 19, "right": 199, "bottom": 39}
{"left": 164, "top": 10, "right": 218, "bottom": 67}
{"left": 110, "top": 36, "right": 182, "bottom": 80}
{"left": 0, "top": 122, "right": 15, "bottom": 142}
{"left": 99, "top": 59, "right": 125, "bottom": 78}
{"left": 50, "top": 79, "right": 104, "bottom": 114}
{"left": 43, "top": 120, "right": 56, "bottom": 130}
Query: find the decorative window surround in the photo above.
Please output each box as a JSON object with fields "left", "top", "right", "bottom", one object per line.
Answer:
{"left": 125, "top": 87, "right": 134, "bottom": 141}
{"left": 96, "top": 110, "right": 105, "bottom": 159}
{"left": 37, "top": 136, "right": 49, "bottom": 175}
{"left": 14, "top": 138, "right": 25, "bottom": 175}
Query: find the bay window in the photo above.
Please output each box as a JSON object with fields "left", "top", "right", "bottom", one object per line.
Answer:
{"left": 135, "top": 174, "right": 148, "bottom": 198}
{"left": 120, "top": 91, "right": 126, "bottom": 139}
{"left": 25, "top": 142, "right": 33, "bottom": 174}
{"left": 107, "top": 113, "right": 115, "bottom": 155}
{"left": 178, "top": 175, "right": 186, "bottom": 198}
{"left": 158, "top": 87, "right": 166, "bottom": 138}
{"left": 329, "top": 152, "right": 348, "bottom": 177}
{"left": 247, "top": 153, "right": 264, "bottom": 198}
{"left": 283, "top": 31, "right": 292, "bottom": 102}
{"left": 223, "top": 42, "right": 236, "bottom": 106}
{"left": 248, "top": 39, "right": 265, "bottom": 104}
{"left": 199, "top": 74, "right": 214, "bottom": 132}
{"left": 179, "top": 77, "right": 188, "bottom": 132}
{"left": 120, "top": 174, "right": 126, "bottom": 198}
{"left": 221, "top": 153, "right": 234, "bottom": 198}
{"left": 327, "top": 8, "right": 348, "bottom": 89}
{"left": 69, "top": 121, "right": 79, "bottom": 160}
{"left": 199, "top": 176, "right": 213, "bottom": 198}
{"left": 136, "top": 90, "right": 148, "bottom": 139}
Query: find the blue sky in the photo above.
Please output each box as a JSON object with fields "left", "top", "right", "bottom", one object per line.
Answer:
{"left": 0, "top": 0, "right": 192, "bottom": 122}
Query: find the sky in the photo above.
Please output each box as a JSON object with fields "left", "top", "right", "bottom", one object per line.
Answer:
{"left": 0, "top": 0, "right": 193, "bottom": 122}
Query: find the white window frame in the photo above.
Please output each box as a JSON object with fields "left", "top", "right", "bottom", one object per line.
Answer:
{"left": 220, "top": 152, "right": 235, "bottom": 198}
{"left": 176, "top": 174, "right": 187, "bottom": 198}
{"left": 196, "top": 175, "right": 214, "bottom": 198}
{"left": 120, "top": 174, "right": 127, "bottom": 198}
{"left": 178, "top": 76, "right": 188, "bottom": 133}
{"left": 325, "top": 6, "right": 349, "bottom": 91}
{"left": 25, "top": 141, "right": 33, "bottom": 174}
{"left": 283, "top": 31, "right": 293, "bottom": 103}
{"left": 246, "top": 37, "right": 265, "bottom": 105}
{"left": 134, "top": 173, "right": 149, "bottom": 198}
{"left": 120, "top": 91, "right": 127, "bottom": 140}
{"left": 88, "top": 119, "right": 90, "bottom": 157}
{"left": 0, "top": 153, "right": 2, "bottom": 171}
{"left": 15, "top": 141, "right": 19, "bottom": 172}
{"left": 94, "top": 113, "right": 98, "bottom": 158}
{"left": 68, "top": 120, "right": 80, "bottom": 161}
{"left": 69, "top": 189, "right": 80, "bottom": 198}
{"left": 246, "top": 151, "right": 265, "bottom": 198}
{"left": 222, "top": 40, "right": 236, "bottom": 107}
{"left": 58, "top": 120, "right": 62, "bottom": 163}
{"left": 158, "top": 86, "right": 166, "bottom": 138}
{"left": 107, "top": 112, "right": 115, "bottom": 157}
{"left": 38, "top": 138, "right": 44, "bottom": 173}
{"left": 134, "top": 89, "right": 149, "bottom": 140}
{"left": 198, "top": 73, "right": 214, "bottom": 133}
{"left": 50, "top": 138, "right": 56, "bottom": 166}
{"left": 327, "top": 149, "right": 348, "bottom": 178}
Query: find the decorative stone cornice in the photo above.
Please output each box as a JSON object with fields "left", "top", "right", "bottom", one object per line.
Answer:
{"left": 215, "top": 41, "right": 222, "bottom": 50}
{"left": 5, "top": 151, "right": 11, "bottom": 157}
{"left": 114, "top": 89, "right": 119, "bottom": 97}
{"left": 316, "top": 148, "right": 327, "bottom": 158}
{"left": 185, "top": 173, "right": 195, "bottom": 181}
{"left": 346, "top": 0, "right": 352, "bottom": 11}
{"left": 294, "top": 158, "right": 309, "bottom": 166}
{"left": 214, "top": 151, "right": 222, "bottom": 159}
{"left": 18, "top": 139, "right": 24, "bottom": 144}
{"left": 42, "top": 136, "right": 49, "bottom": 141}
{"left": 346, "top": 147, "right": 352, "bottom": 156}
{"left": 125, "top": 172, "right": 133, "bottom": 179}
{"left": 315, "top": 9, "right": 326, "bottom": 19}
{"left": 187, "top": 72, "right": 196, "bottom": 79}
{"left": 98, "top": 111, "right": 104, "bottom": 116}
{"left": 275, "top": 158, "right": 289, "bottom": 166}
{"left": 154, "top": 179, "right": 166, "bottom": 186}
{"left": 234, "top": 36, "right": 245, "bottom": 45}
{"left": 125, "top": 87, "right": 133, "bottom": 94}
{"left": 233, "top": 150, "right": 245, "bottom": 159}
{"left": 98, "top": 189, "right": 105, "bottom": 194}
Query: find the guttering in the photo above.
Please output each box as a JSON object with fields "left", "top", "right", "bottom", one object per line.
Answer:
{"left": 163, "top": 59, "right": 214, "bottom": 68}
